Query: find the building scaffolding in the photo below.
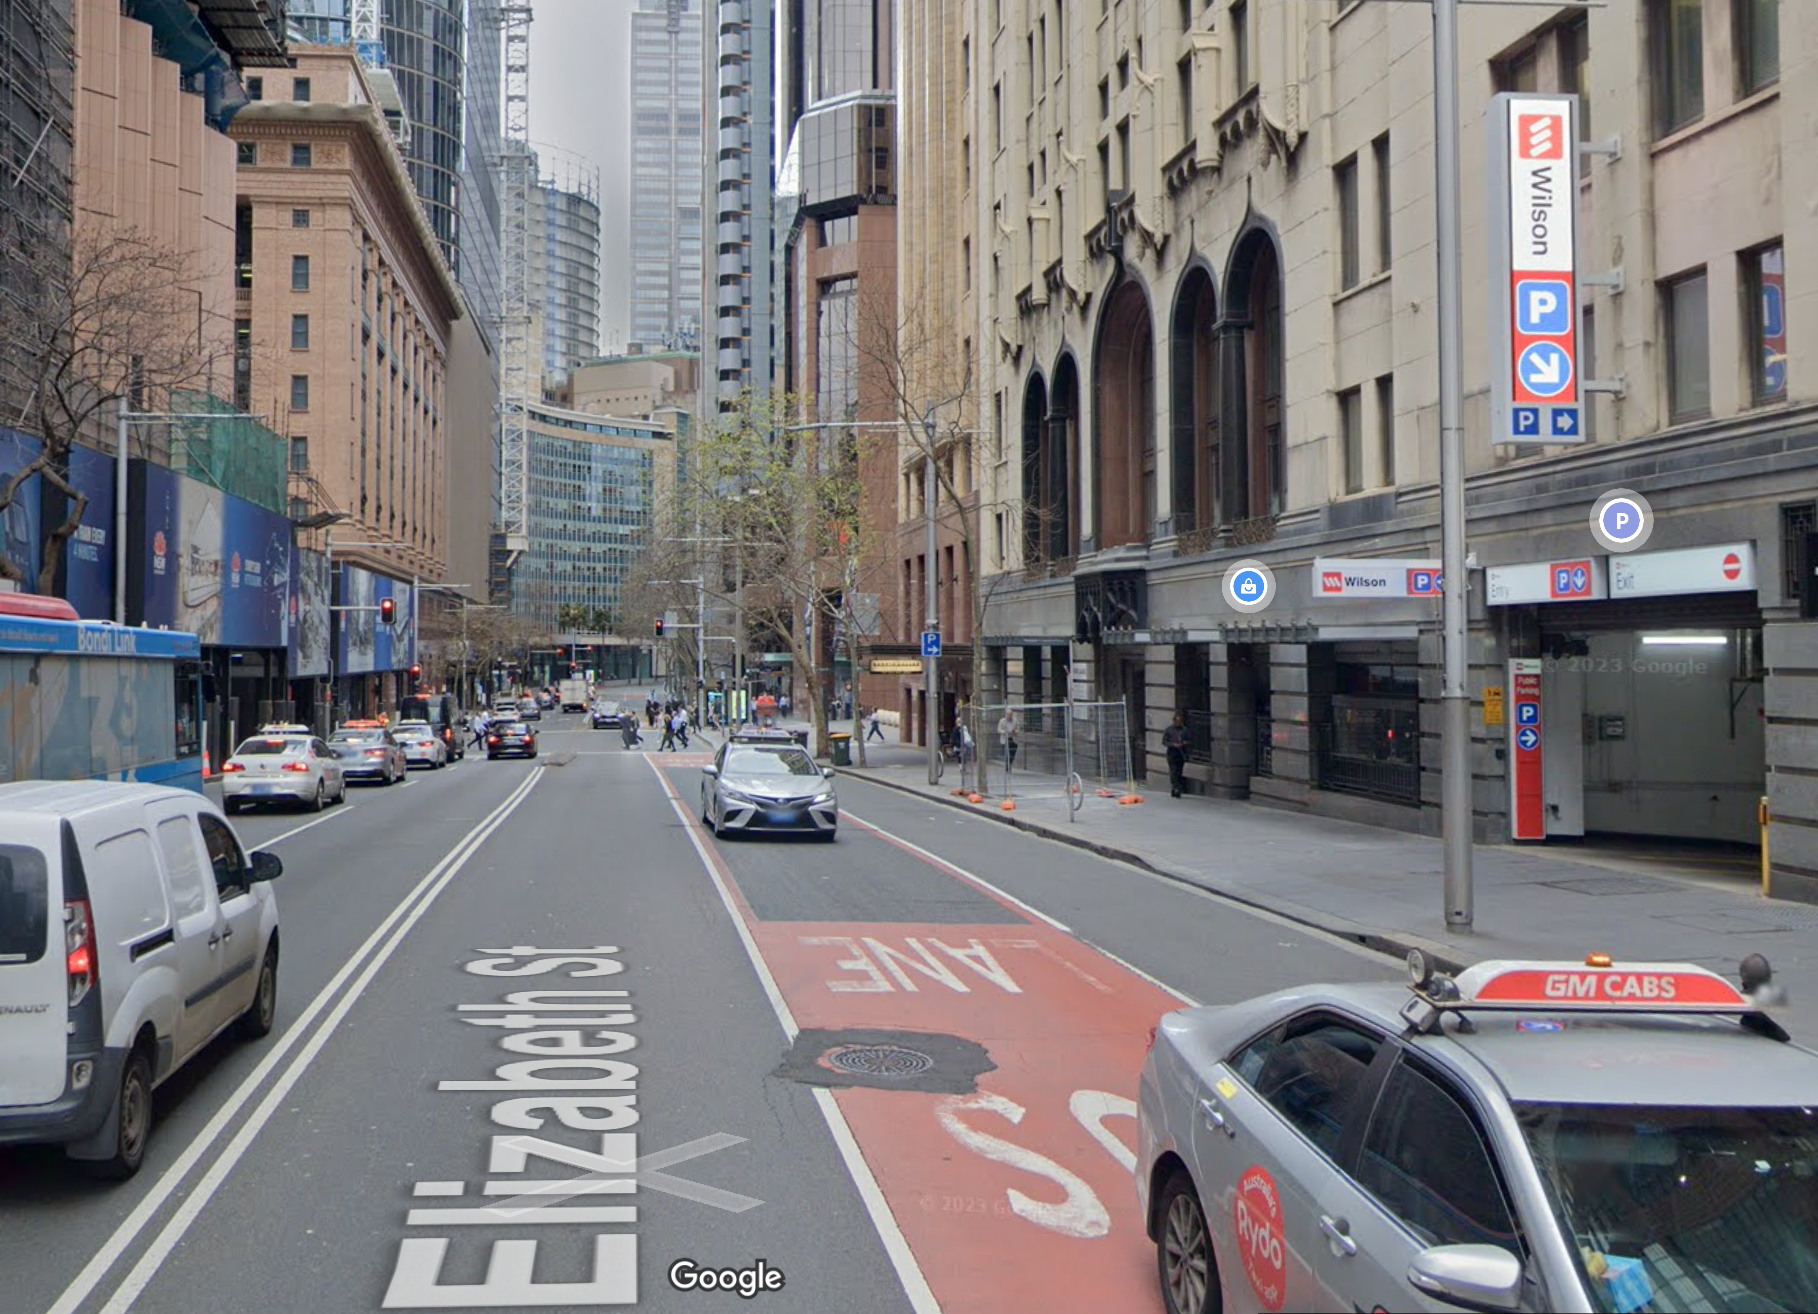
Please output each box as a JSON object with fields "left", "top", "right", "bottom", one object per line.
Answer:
{"left": 495, "top": 3, "right": 533, "bottom": 564}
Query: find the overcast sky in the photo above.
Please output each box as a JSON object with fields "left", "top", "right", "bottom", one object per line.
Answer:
{"left": 527, "top": 0, "right": 633, "bottom": 353}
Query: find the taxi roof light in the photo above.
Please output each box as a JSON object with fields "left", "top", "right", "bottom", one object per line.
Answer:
{"left": 1585, "top": 952, "right": 1614, "bottom": 968}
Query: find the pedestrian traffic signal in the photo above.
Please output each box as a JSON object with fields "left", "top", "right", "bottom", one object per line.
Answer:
{"left": 655, "top": 618, "right": 665, "bottom": 637}
{"left": 379, "top": 597, "right": 396, "bottom": 625}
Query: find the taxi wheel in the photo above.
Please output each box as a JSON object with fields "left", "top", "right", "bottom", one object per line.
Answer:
{"left": 1157, "top": 1170, "right": 1220, "bottom": 1314}
{"left": 309, "top": 780, "right": 326, "bottom": 812}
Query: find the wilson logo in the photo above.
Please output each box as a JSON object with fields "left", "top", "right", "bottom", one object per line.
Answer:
{"left": 1517, "top": 113, "right": 1563, "bottom": 160}
{"left": 1321, "top": 571, "right": 1344, "bottom": 593}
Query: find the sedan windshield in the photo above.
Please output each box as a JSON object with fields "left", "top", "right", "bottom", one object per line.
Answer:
{"left": 1516, "top": 1101, "right": 1818, "bottom": 1313}
{"left": 724, "top": 748, "right": 818, "bottom": 777}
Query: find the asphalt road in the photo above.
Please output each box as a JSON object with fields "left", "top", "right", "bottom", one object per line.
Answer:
{"left": 1, "top": 713, "right": 1398, "bottom": 1314}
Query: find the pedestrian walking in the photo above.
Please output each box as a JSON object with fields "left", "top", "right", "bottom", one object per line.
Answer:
{"left": 675, "top": 705, "right": 690, "bottom": 749}
{"left": 997, "top": 709, "right": 1020, "bottom": 775}
{"left": 470, "top": 710, "right": 490, "bottom": 750}
{"left": 1163, "top": 710, "right": 1190, "bottom": 798}
{"left": 866, "top": 706, "right": 884, "bottom": 742}
{"left": 660, "top": 713, "right": 677, "bottom": 752}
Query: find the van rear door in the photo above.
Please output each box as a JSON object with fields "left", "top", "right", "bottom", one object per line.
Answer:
{"left": 0, "top": 834, "right": 68, "bottom": 1106}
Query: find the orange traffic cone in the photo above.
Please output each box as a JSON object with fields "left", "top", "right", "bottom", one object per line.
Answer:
{"left": 1001, "top": 799, "right": 1016, "bottom": 811}
{"left": 1118, "top": 794, "right": 1145, "bottom": 805}
{"left": 203, "top": 749, "right": 212, "bottom": 776}
{"left": 967, "top": 792, "right": 983, "bottom": 804}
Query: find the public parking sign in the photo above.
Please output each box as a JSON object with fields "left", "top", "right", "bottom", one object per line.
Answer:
{"left": 1509, "top": 658, "right": 1545, "bottom": 841}
{"left": 920, "top": 631, "right": 942, "bottom": 658}
{"left": 1489, "top": 94, "right": 1584, "bottom": 449}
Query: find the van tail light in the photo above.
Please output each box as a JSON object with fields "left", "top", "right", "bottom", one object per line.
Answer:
{"left": 66, "top": 899, "right": 97, "bottom": 1007}
{"left": 222, "top": 761, "right": 245, "bottom": 773}
{"left": 281, "top": 761, "right": 311, "bottom": 773}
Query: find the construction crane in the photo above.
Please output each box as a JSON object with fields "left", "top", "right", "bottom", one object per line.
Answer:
{"left": 348, "top": 0, "right": 410, "bottom": 147}
{"left": 496, "top": 3, "right": 534, "bottom": 563}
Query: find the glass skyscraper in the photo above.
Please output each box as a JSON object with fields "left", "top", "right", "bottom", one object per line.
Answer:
{"left": 704, "top": 0, "right": 775, "bottom": 410}
{"left": 629, "top": 0, "right": 703, "bottom": 351}
{"left": 530, "top": 165, "right": 603, "bottom": 381}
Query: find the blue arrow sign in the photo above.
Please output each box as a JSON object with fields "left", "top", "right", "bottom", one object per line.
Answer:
{"left": 1518, "top": 342, "right": 1573, "bottom": 399}
{"left": 1570, "top": 565, "right": 1588, "bottom": 592}
{"left": 1516, "top": 726, "right": 1541, "bottom": 751}
{"left": 1550, "top": 408, "right": 1580, "bottom": 437}
{"left": 921, "top": 631, "right": 942, "bottom": 658}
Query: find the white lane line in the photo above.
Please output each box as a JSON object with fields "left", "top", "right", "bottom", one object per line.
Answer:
{"left": 47, "top": 767, "right": 546, "bottom": 1314}
{"left": 646, "top": 759, "right": 941, "bottom": 1314}
{"left": 842, "top": 809, "right": 1072, "bottom": 933}
{"left": 250, "top": 805, "right": 357, "bottom": 849}
{"left": 844, "top": 809, "right": 1198, "bottom": 1007}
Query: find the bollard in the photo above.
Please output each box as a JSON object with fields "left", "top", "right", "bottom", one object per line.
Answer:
{"left": 1760, "top": 795, "right": 1771, "bottom": 898}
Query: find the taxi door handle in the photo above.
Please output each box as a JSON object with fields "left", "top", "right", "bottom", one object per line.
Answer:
{"left": 1320, "top": 1215, "right": 1358, "bottom": 1257}
{"left": 1197, "top": 1097, "right": 1233, "bottom": 1137}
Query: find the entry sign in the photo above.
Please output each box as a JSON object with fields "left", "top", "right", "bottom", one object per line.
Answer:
{"left": 920, "top": 630, "right": 942, "bottom": 658}
{"left": 1508, "top": 658, "right": 1544, "bottom": 840}
{"left": 1489, "top": 94, "right": 1584, "bottom": 448}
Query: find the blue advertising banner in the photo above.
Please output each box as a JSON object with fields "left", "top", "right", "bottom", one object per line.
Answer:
{"left": 0, "top": 427, "right": 43, "bottom": 590}
{"left": 219, "top": 495, "right": 289, "bottom": 648}
{"left": 60, "top": 443, "right": 115, "bottom": 618}
{"left": 128, "top": 460, "right": 183, "bottom": 631}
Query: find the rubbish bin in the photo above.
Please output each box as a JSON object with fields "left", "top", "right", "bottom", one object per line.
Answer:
{"left": 829, "top": 732, "right": 852, "bottom": 767}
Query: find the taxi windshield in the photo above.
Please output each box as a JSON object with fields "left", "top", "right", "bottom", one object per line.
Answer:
{"left": 725, "top": 747, "right": 818, "bottom": 776}
{"left": 1517, "top": 1101, "right": 1818, "bottom": 1313}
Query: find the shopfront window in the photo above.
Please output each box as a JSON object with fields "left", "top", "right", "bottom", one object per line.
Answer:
{"left": 1315, "top": 645, "right": 1421, "bottom": 804}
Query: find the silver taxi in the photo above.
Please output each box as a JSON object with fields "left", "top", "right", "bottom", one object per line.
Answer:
{"left": 1137, "top": 952, "right": 1814, "bottom": 1314}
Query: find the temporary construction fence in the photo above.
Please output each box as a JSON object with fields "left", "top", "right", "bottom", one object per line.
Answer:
{"left": 957, "top": 701, "right": 1136, "bottom": 820}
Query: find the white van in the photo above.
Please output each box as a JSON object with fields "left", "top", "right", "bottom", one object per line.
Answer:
{"left": 0, "top": 782, "right": 283, "bottom": 1179}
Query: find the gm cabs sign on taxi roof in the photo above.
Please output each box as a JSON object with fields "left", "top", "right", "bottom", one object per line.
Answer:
{"left": 1489, "top": 93, "right": 1585, "bottom": 448}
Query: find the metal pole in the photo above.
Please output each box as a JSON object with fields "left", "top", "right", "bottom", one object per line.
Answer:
{"left": 923, "top": 414, "right": 939, "bottom": 785}
{"left": 735, "top": 553, "right": 745, "bottom": 725}
{"left": 114, "top": 396, "right": 129, "bottom": 623}
{"left": 1435, "top": 0, "right": 1475, "bottom": 928}
{"left": 411, "top": 573, "right": 419, "bottom": 678}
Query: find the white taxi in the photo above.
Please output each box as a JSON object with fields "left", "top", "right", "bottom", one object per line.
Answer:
{"left": 393, "top": 720, "right": 449, "bottom": 770}
{"left": 221, "top": 734, "right": 347, "bottom": 813}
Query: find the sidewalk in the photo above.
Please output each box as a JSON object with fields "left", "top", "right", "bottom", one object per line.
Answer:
{"left": 760, "top": 717, "right": 1818, "bottom": 1030}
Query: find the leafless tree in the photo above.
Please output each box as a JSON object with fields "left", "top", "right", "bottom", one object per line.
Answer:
{"left": 0, "top": 217, "right": 222, "bottom": 592}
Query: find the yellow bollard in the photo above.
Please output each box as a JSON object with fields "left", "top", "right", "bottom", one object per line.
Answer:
{"left": 1760, "top": 796, "right": 1771, "bottom": 897}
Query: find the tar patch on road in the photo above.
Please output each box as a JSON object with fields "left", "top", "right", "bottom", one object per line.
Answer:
{"left": 774, "top": 1027, "right": 995, "bottom": 1095}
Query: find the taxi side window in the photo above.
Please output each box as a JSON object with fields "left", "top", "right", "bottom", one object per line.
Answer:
{"left": 1357, "top": 1058, "right": 1521, "bottom": 1251}
{"left": 1232, "top": 1014, "right": 1383, "bottom": 1159}
{"left": 197, "top": 813, "right": 249, "bottom": 899}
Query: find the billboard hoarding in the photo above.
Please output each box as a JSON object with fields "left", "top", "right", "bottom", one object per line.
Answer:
{"left": 0, "top": 428, "right": 43, "bottom": 591}
{"left": 129, "top": 460, "right": 182, "bottom": 630}
{"left": 290, "top": 547, "right": 331, "bottom": 677}
{"left": 56, "top": 443, "right": 115, "bottom": 618}
{"left": 219, "top": 495, "right": 289, "bottom": 648}
{"left": 1488, "top": 93, "right": 1585, "bottom": 448}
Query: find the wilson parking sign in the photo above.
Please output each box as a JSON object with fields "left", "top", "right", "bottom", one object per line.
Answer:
{"left": 1489, "top": 94, "right": 1584, "bottom": 448}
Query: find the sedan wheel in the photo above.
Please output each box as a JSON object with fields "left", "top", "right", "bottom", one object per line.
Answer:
{"left": 310, "top": 780, "right": 325, "bottom": 812}
{"left": 1158, "top": 1171, "right": 1219, "bottom": 1314}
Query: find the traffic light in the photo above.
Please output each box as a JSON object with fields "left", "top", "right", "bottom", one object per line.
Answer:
{"left": 409, "top": 663, "right": 422, "bottom": 686}
{"left": 379, "top": 597, "right": 396, "bottom": 625}
{"left": 654, "top": 618, "right": 665, "bottom": 638}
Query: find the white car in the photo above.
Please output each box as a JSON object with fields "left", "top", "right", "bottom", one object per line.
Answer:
{"left": 0, "top": 782, "right": 284, "bottom": 1178}
{"left": 221, "top": 734, "right": 346, "bottom": 813}
{"left": 393, "top": 720, "right": 449, "bottom": 770}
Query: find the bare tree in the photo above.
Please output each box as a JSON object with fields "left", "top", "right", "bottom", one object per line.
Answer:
{"left": 0, "top": 217, "right": 221, "bottom": 592}
{"left": 855, "top": 292, "right": 1024, "bottom": 715}
{"left": 623, "top": 388, "right": 866, "bottom": 755}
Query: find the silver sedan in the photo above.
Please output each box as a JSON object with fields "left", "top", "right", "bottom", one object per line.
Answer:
{"left": 1136, "top": 953, "right": 1812, "bottom": 1314}
{"left": 222, "top": 734, "right": 346, "bottom": 813}
{"left": 393, "top": 720, "right": 449, "bottom": 769}
{"left": 700, "top": 741, "right": 837, "bottom": 840}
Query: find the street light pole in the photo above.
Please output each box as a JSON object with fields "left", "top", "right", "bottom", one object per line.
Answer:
{"left": 1434, "top": 0, "right": 1475, "bottom": 928}
{"left": 922, "top": 409, "right": 939, "bottom": 785}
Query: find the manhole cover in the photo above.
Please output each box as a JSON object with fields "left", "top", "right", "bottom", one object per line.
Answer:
{"left": 1540, "top": 875, "right": 1678, "bottom": 896}
{"left": 823, "top": 1044, "right": 934, "bottom": 1079}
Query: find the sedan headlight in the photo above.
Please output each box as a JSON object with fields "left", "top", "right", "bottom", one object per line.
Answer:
{"left": 812, "top": 791, "right": 834, "bottom": 804}
{"left": 719, "top": 787, "right": 756, "bottom": 806}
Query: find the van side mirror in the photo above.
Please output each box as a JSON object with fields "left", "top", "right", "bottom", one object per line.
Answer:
{"left": 249, "top": 850, "right": 283, "bottom": 883}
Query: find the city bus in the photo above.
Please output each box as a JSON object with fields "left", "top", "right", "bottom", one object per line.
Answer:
{"left": 0, "top": 593, "right": 206, "bottom": 791}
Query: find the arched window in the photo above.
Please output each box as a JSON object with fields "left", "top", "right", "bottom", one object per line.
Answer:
{"left": 1169, "top": 266, "right": 1219, "bottom": 537}
{"left": 1092, "top": 280, "right": 1155, "bottom": 549}
{"left": 1223, "top": 230, "right": 1287, "bottom": 524}
{"left": 1047, "top": 355, "right": 1080, "bottom": 561}
{"left": 1020, "top": 372, "right": 1049, "bottom": 560}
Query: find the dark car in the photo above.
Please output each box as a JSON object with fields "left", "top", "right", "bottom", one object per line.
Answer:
{"left": 487, "top": 719, "right": 539, "bottom": 760}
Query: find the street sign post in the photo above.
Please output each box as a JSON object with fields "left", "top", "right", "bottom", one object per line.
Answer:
{"left": 1509, "top": 658, "right": 1545, "bottom": 840}
{"left": 921, "top": 631, "right": 942, "bottom": 658}
{"left": 1489, "top": 93, "right": 1584, "bottom": 448}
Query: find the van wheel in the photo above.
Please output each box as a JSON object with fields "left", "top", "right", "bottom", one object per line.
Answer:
{"left": 84, "top": 1051, "right": 153, "bottom": 1181}
{"left": 238, "top": 944, "right": 278, "bottom": 1039}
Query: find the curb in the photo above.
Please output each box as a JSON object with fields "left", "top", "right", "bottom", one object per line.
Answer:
{"left": 839, "top": 767, "right": 1469, "bottom": 977}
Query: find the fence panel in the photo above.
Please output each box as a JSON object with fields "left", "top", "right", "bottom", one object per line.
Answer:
{"left": 962, "top": 700, "right": 1136, "bottom": 815}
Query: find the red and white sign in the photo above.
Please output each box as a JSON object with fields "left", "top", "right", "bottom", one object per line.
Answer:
{"left": 1234, "top": 1165, "right": 1287, "bottom": 1312}
{"left": 1485, "top": 557, "right": 1608, "bottom": 606}
{"left": 1506, "top": 98, "right": 1578, "bottom": 407}
{"left": 1311, "top": 558, "right": 1442, "bottom": 599}
{"left": 1509, "top": 658, "right": 1544, "bottom": 841}
{"left": 1463, "top": 962, "right": 1749, "bottom": 1011}
{"left": 1610, "top": 543, "right": 1757, "bottom": 598}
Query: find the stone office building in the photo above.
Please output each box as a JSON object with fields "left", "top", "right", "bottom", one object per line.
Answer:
{"left": 971, "top": 0, "right": 1818, "bottom": 890}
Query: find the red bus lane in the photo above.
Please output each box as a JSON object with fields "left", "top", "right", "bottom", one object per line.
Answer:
{"left": 671, "top": 757, "right": 1178, "bottom": 1312}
